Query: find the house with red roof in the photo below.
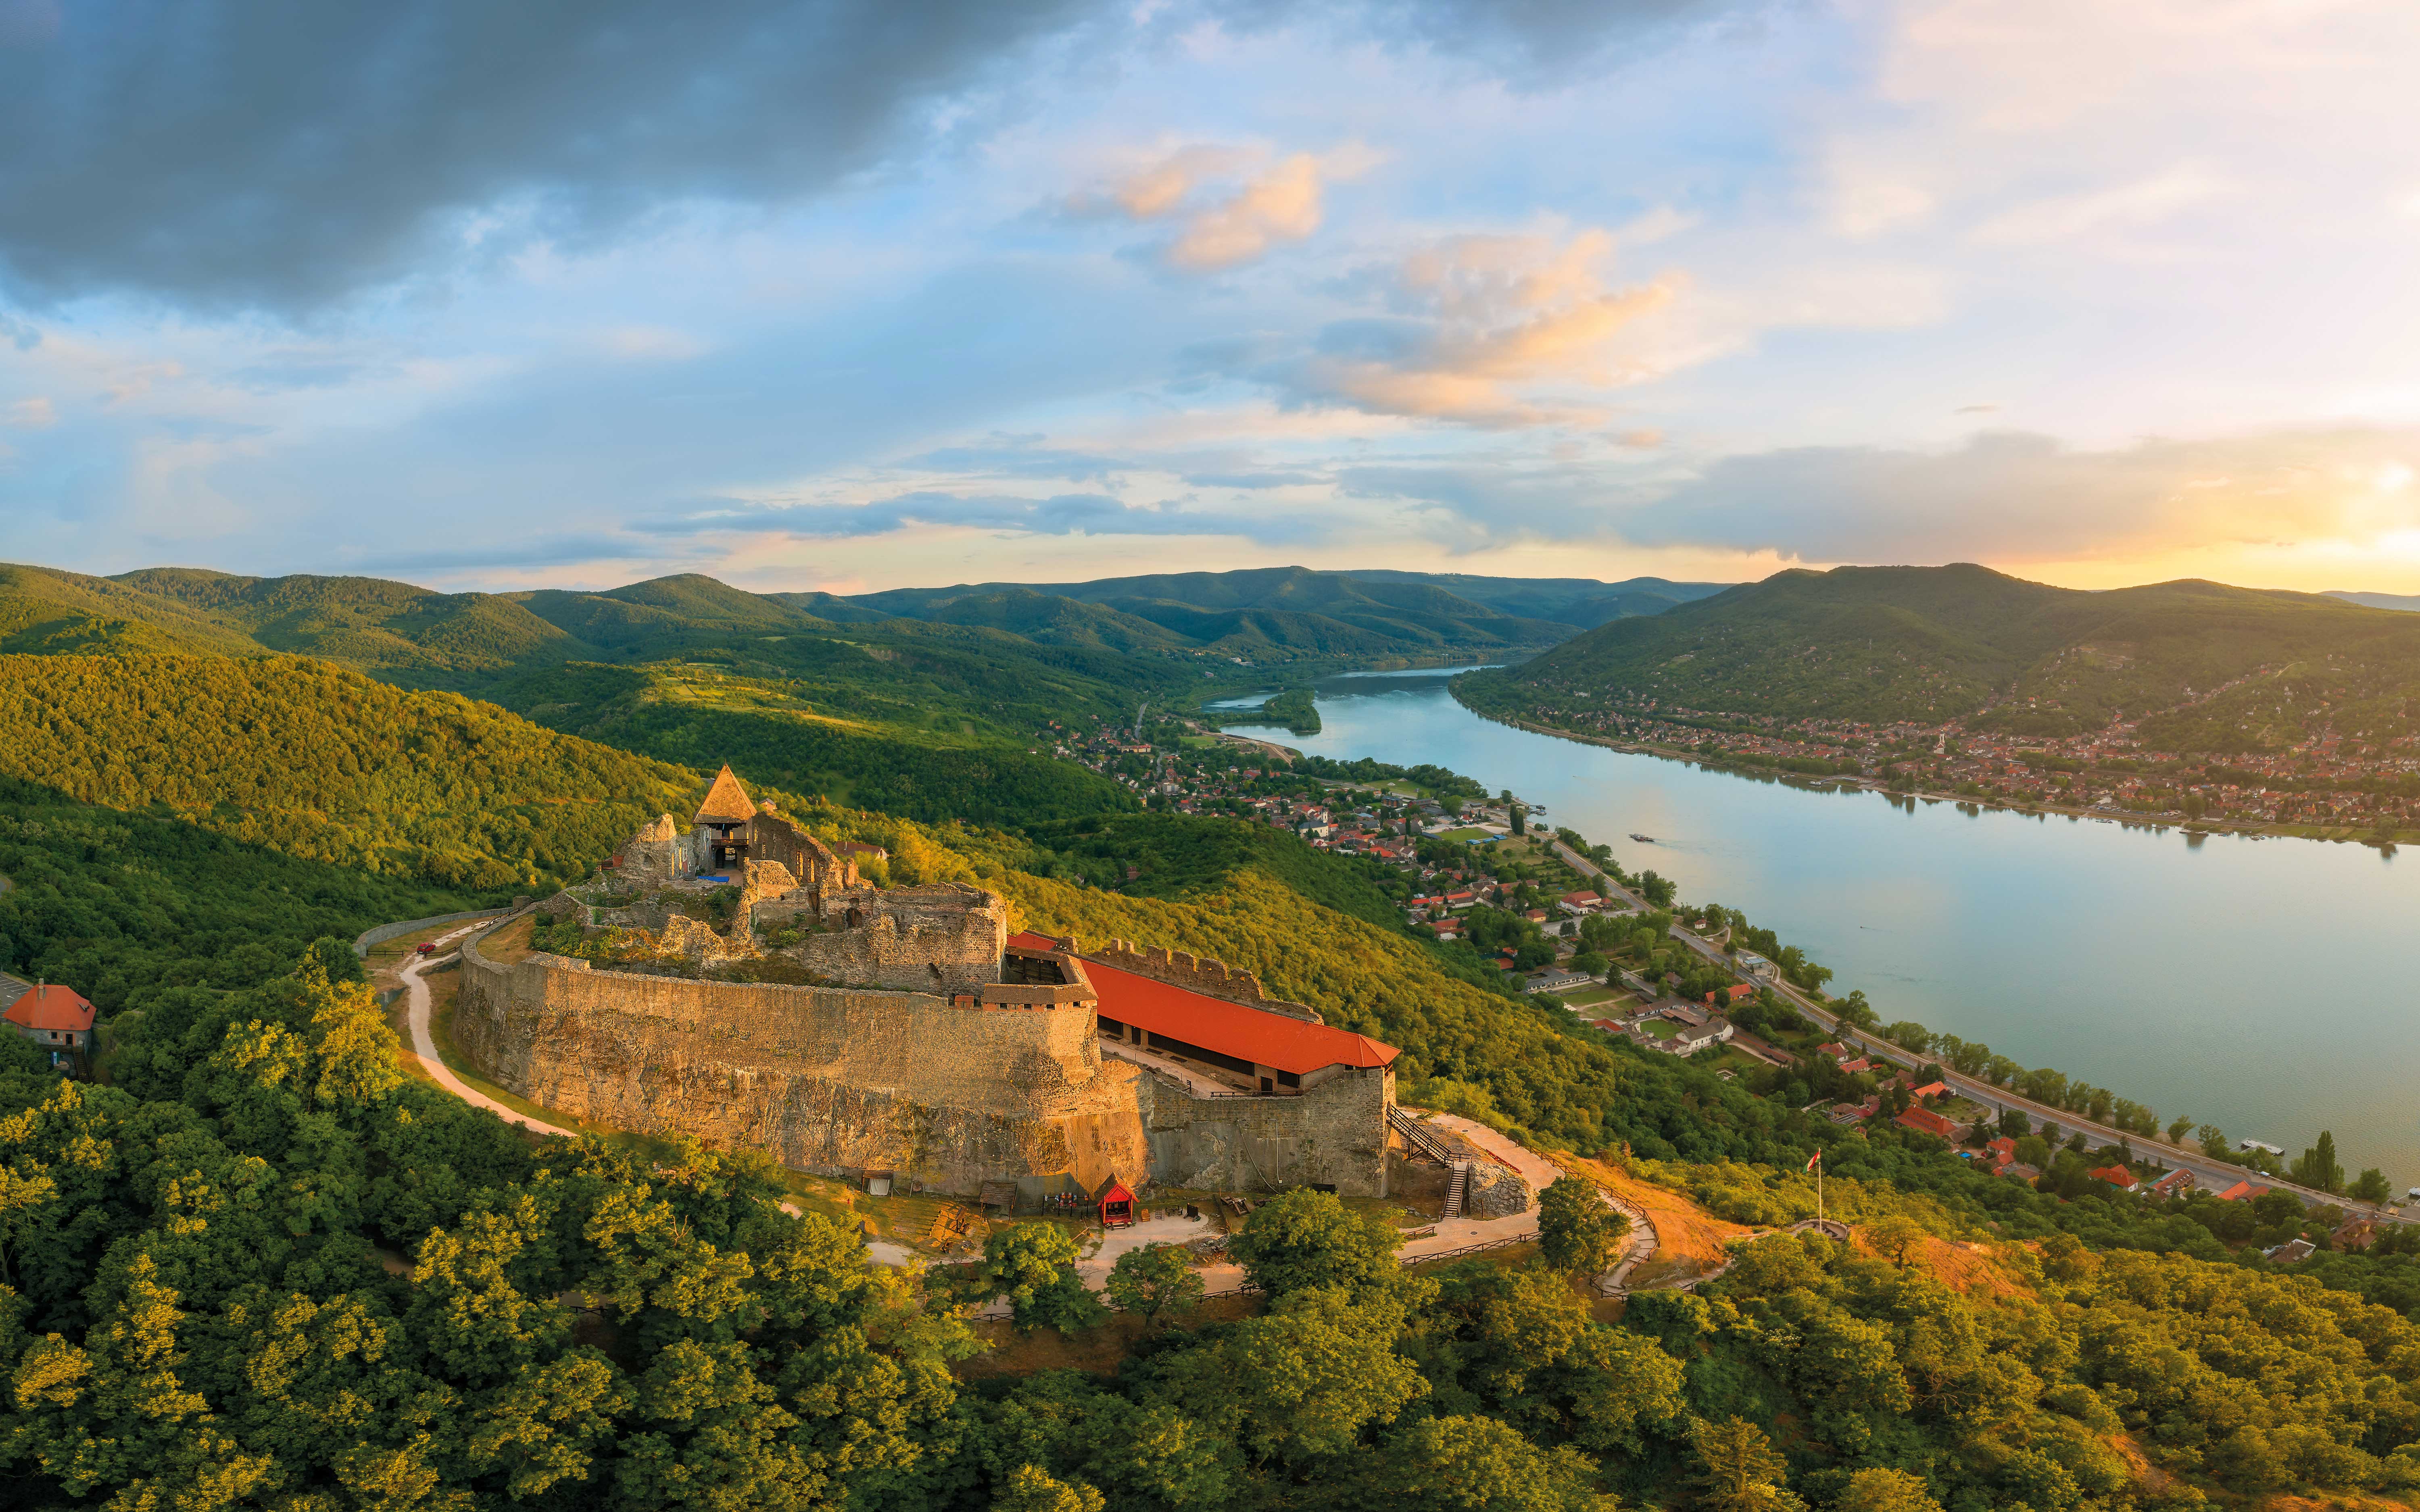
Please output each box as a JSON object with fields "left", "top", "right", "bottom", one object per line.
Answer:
{"left": 1895, "top": 1106, "right": 1958, "bottom": 1139}
{"left": 1838, "top": 1057, "right": 1872, "bottom": 1075}
{"left": 1907, "top": 1080, "right": 1947, "bottom": 1100}
{"left": 2213, "top": 1180, "right": 2271, "bottom": 1203}
{"left": 2148, "top": 1168, "right": 2195, "bottom": 1200}
{"left": 4, "top": 983, "right": 94, "bottom": 1060}
{"left": 2088, "top": 1164, "right": 2140, "bottom": 1193}
{"left": 1984, "top": 1136, "right": 2018, "bottom": 1170}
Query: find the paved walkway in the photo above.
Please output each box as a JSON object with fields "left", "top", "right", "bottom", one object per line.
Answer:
{"left": 400, "top": 924, "right": 578, "bottom": 1139}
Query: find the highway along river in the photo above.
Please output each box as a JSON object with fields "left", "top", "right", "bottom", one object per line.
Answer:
{"left": 1222, "top": 666, "right": 2420, "bottom": 1187}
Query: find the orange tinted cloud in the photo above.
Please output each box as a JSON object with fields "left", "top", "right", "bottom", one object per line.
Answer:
{"left": 1298, "top": 229, "right": 1676, "bottom": 426}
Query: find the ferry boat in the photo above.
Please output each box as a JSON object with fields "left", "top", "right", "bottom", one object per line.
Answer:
{"left": 1629, "top": 833, "right": 1656, "bottom": 843}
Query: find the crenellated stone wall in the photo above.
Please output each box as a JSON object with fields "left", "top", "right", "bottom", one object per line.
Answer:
{"left": 1038, "top": 934, "right": 1324, "bottom": 1024}
{"left": 455, "top": 924, "right": 1147, "bottom": 1197}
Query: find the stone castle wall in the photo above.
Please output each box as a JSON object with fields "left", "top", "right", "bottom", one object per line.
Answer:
{"left": 1044, "top": 935, "right": 1323, "bottom": 1025}
{"left": 746, "top": 809, "right": 859, "bottom": 891}
{"left": 455, "top": 926, "right": 1147, "bottom": 1197}
{"left": 1138, "top": 1064, "right": 1392, "bottom": 1195}
{"left": 755, "top": 881, "right": 1006, "bottom": 994}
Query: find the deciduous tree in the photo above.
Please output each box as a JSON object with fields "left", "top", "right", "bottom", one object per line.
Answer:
{"left": 1104, "top": 1243, "right": 1203, "bottom": 1329}
{"left": 1538, "top": 1177, "right": 1626, "bottom": 1277}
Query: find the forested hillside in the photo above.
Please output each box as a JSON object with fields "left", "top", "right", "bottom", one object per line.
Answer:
{"left": 7, "top": 773, "right": 2420, "bottom": 1505}
{"left": 1470, "top": 563, "right": 2420, "bottom": 743}
{"left": 1339, "top": 568, "right": 1733, "bottom": 627}
{"left": 848, "top": 564, "right": 1579, "bottom": 661}
{"left": 0, "top": 775, "right": 468, "bottom": 1010}
{"left": 492, "top": 663, "right": 1139, "bottom": 827}
{"left": 0, "top": 655, "right": 694, "bottom": 889}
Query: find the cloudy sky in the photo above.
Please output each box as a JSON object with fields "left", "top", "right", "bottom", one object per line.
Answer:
{"left": 3, "top": 0, "right": 2418, "bottom": 596}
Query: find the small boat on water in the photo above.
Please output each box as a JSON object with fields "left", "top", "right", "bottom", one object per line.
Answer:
{"left": 1629, "top": 833, "right": 1656, "bottom": 843}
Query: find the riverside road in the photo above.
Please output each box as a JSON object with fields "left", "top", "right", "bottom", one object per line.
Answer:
{"left": 1547, "top": 840, "right": 2411, "bottom": 1227}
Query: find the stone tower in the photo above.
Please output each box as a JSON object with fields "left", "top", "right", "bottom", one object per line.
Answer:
{"left": 695, "top": 764, "right": 756, "bottom": 872}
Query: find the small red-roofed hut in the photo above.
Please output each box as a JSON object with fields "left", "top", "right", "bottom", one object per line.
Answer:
{"left": 1097, "top": 1177, "right": 1135, "bottom": 1229}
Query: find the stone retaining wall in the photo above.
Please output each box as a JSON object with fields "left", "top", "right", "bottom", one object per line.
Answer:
{"left": 1141, "top": 1064, "right": 1393, "bottom": 1196}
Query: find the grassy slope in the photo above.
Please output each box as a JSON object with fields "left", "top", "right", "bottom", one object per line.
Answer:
{"left": 1469, "top": 562, "right": 2420, "bottom": 740}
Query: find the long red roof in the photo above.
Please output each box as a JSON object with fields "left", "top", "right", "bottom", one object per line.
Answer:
{"left": 5, "top": 985, "right": 94, "bottom": 1033}
{"left": 1013, "top": 932, "right": 1397, "bottom": 1076}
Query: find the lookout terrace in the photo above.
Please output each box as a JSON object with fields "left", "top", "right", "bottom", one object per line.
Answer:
{"left": 452, "top": 766, "right": 1434, "bottom": 1204}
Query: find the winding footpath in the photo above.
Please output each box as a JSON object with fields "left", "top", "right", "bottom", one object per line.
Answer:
{"left": 398, "top": 924, "right": 577, "bottom": 1138}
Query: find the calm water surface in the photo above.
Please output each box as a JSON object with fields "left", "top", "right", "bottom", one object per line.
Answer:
{"left": 1226, "top": 668, "right": 2420, "bottom": 1184}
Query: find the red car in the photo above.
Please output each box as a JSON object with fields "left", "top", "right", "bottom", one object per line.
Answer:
{"left": 415, "top": 942, "right": 438, "bottom": 956}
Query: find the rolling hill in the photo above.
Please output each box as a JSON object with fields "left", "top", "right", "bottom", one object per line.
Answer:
{"left": 0, "top": 653, "right": 699, "bottom": 889}
{"left": 846, "top": 564, "right": 1594, "bottom": 660}
{"left": 1462, "top": 563, "right": 2420, "bottom": 745}
{"left": 1337, "top": 569, "right": 1732, "bottom": 628}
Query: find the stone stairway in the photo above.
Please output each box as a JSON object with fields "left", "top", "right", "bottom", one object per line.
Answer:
{"left": 1442, "top": 1160, "right": 1472, "bottom": 1222}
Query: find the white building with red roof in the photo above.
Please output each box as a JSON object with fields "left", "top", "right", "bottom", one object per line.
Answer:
{"left": 4, "top": 983, "right": 95, "bottom": 1059}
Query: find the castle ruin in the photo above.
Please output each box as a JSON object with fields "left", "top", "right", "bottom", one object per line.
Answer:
{"left": 452, "top": 765, "right": 1403, "bottom": 1200}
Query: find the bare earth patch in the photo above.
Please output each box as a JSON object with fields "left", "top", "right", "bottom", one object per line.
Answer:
{"left": 1547, "top": 1152, "right": 1757, "bottom": 1270}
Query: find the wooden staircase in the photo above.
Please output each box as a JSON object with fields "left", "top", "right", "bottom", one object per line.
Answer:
{"left": 1442, "top": 1160, "right": 1473, "bottom": 1223}
{"left": 1388, "top": 1105, "right": 1456, "bottom": 1164}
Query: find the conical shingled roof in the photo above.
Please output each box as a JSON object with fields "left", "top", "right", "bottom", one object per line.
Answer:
{"left": 694, "top": 764, "right": 757, "bottom": 824}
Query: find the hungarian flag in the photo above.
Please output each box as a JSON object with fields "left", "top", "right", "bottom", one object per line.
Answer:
{"left": 1806, "top": 1151, "right": 1821, "bottom": 1171}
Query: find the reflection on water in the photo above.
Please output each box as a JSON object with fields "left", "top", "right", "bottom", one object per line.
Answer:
{"left": 1227, "top": 675, "right": 2420, "bottom": 1183}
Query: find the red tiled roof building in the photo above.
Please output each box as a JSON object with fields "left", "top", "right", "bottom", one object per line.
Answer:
{"left": 1895, "top": 1106, "right": 1957, "bottom": 1138}
{"left": 1011, "top": 931, "right": 1397, "bottom": 1094}
{"left": 4, "top": 984, "right": 95, "bottom": 1056}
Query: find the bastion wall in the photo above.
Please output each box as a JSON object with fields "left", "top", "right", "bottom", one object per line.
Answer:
{"left": 455, "top": 925, "right": 1149, "bottom": 1197}
{"left": 1138, "top": 1064, "right": 1393, "bottom": 1196}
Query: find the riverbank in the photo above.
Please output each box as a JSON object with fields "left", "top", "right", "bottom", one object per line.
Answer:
{"left": 1545, "top": 839, "right": 2414, "bottom": 1227}
{"left": 1218, "top": 666, "right": 2420, "bottom": 1183}
{"left": 1479, "top": 708, "right": 2411, "bottom": 852}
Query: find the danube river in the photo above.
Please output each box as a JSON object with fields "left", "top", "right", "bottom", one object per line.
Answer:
{"left": 1222, "top": 668, "right": 2420, "bottom": 1187}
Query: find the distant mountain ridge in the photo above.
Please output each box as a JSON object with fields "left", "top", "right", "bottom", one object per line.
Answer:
{"left": 1462, "top": 562, "right": 2420, "bottom": 743}
{"left": 2325, "top": 590, "right": 2420, "bottom": 613}
{"left": 835, "top": 563, "right": 1725, "bottom": 657}
{"left": 0, "top": 562, "right": 1717, "bottom": 682}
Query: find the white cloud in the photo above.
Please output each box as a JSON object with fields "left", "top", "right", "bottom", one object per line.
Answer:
{"left": 1070, "top": 140, "right": 1382, "bottom": 271}
{"left": 1287, "top": 228, "right": 1678, "bottom": 426}
{"left": 3, "top": 396, "right": 53, "bottom": 428}
{"left": 1970, "top": 164, "right": 2232, "bottom": 246}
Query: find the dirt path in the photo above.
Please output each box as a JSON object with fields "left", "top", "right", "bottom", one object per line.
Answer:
{"left": 399, "top": 923, "right": 578, "bottom": 1139}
